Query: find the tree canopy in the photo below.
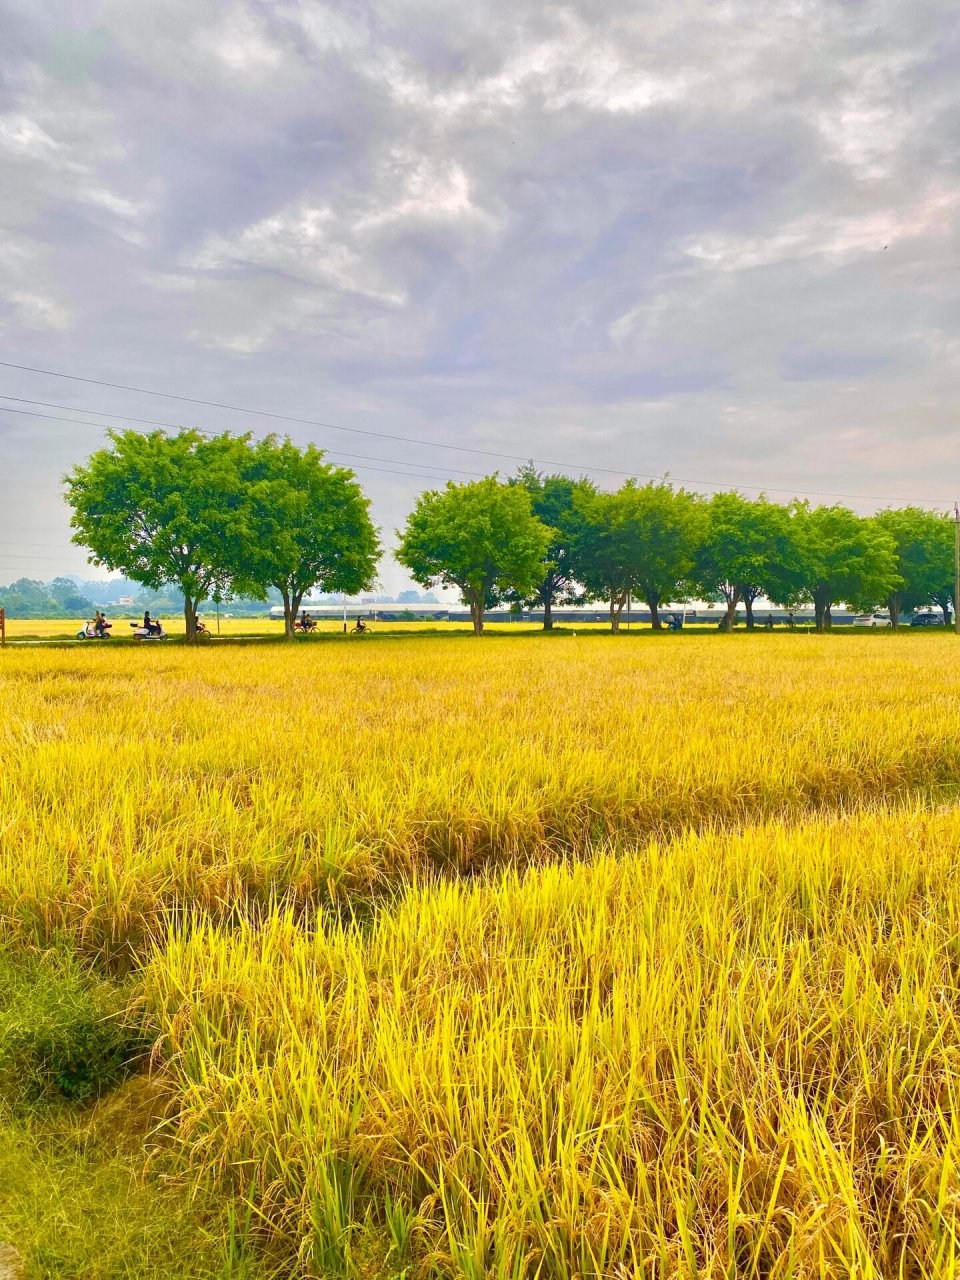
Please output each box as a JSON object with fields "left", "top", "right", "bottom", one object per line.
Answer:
{"left": 785, "top": 503, "right": 900, "bottom": 630}
{"left": 396, "top": 476, "right": 553, "bottom": 634}
{"left": 574, "top": 481, "right": 703, "bottom": 630}
{"left": 65, "top": 429, "right": 264, "bottom": 641}
{"left": 694, "top": 493, "right": 799, "bottom": 629}
{"left": 245, "top": 437, "right": 380, "bottom": 638}
{"left": 507, "top": 466, "right": 595, "bottom": 629}
{"left": 874, "top": 507, "right": 955, "bottom": 626}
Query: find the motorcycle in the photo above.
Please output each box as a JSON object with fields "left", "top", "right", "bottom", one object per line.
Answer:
{"left": 129, "top": 621, "right": 168, "bottom": 640}
{"left": 76, "top": 623, "right": 113, "bottom": 640}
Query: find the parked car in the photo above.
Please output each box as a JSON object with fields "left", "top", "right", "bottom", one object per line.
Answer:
{"left": 910, "top": 611, "right": 944, "bottom": 627}
{"left": 852, "top": 612, "right": 892, "bottom": 627}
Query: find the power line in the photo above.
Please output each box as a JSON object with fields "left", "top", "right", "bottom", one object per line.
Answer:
{"left": 0, "top": 359, "right": 953, "bottom": 507}
{"left": 0, "top": 396, "right": 490, "bottom": 478}
{"left": 0, "top": 406, "right": 472, "bottom": 486}
{"left": 0, "top": 358, "right": 572, "bottom": 467}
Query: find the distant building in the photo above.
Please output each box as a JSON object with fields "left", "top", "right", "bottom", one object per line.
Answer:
{"left": 112, "top": 595, "right": 135, "bottom": 606}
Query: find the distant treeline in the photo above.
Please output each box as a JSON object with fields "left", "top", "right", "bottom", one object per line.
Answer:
{"left": 0, "top": 576, "right": 275, "bottom": 620}
{"left": 0, "top": 575, "right": 440, "bottom": 621}
{"left": 62, "top": 429, "right": 956, "bottom": 640}
{"left": 0, "top": 576, "right": 98, "bottom": 620}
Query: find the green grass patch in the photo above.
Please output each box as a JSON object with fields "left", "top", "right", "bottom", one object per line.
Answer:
{"left": 0, "top": 950, "right": 146, "bottom": 1104}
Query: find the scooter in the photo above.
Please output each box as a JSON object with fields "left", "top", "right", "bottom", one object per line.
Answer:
{"left": 129, "top": 621, "right": 168, "bottom": 640}
{"left": 76, "top": 623, "right": 113, "bottom": 640}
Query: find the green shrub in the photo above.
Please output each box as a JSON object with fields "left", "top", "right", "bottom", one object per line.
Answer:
{"left": 0, "top": 950, "right": 147, "bottom": 1104}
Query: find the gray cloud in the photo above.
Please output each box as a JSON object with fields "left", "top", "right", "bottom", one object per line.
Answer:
{"left": 1, "top": 0, "right": 958, "bottom": 591}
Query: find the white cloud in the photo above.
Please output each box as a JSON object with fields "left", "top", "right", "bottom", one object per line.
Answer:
{"left": 684, "top": 187, "right": 959, "bottom": 273}
{"left": 189, "top": 205, "right": 407, "bottom": 305}
{"left": 355, "top": 153, "right": 496, "bottom": 231}
{"left": 0, "top": 114, "right": 61, "bottom": 157}
{"left": 0, "top": 241, "right": 72, "bottom": 332}
{"left": 2, "top": 0, "right": 960, "bottom": 585}
{"left": 4, "top": 290, "right": 72, "bottom": 331}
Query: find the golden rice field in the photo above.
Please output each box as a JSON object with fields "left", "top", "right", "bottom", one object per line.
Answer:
{"left": 4, "top": 633, "right": 960, "bottom": 1277}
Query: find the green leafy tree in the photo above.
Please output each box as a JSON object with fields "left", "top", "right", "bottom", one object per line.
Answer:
{"left": 781, "top": 503, "right": 899, "bottom": 631}
{"left": 574, "top": 480, "right": 703, "bottom": 631}
{"left": 694, "top": 493, "right": 798, "bottom": 630}
{"left": 47, "top": 576, "right": 93, "bottom": 616}
{"left": 0, "top": 579, "right": 51, "bottom": 619}
{"left": 396, "top": 476, "right": 553, "bottom": 635}
{"left": 65, "top": 429, "right": 263, "bottom": 642}
{"left": 873, "top": 507, "right": 956, "bottom": 626}
{"left": 245, "top": 437, "right": 380, "bottom": 639}
{"left": 507, "top": 466, "right": 596, "bottom": 629}
{"left": 920, "top": 512, "right": 957, "bottom": 626}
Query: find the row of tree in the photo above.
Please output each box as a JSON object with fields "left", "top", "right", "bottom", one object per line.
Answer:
{"left": 400, "top": 468, "right": 959, "bottom": 633}
{"left": 66, "top": 429, "right": 957, "bottom": 640}
{"left": 67, "top": 430, "right": 379, "bottom": 640}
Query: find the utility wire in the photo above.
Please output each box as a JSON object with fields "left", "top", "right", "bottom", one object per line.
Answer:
{"left": 0, "top": 360, "right": 953, "bottom": 507}
{"left": 0, "top": 396, "right": 490, "bottom": 478}
{"left": 0, "top": 406, "right": 473, "bottom": 485}
{"left": 0, "top": 358, "right": 577, "bottom": 467}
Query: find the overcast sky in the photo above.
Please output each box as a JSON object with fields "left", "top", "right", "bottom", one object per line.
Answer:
{"left": 1, "top": 0, "right": 958, "bottom": 593}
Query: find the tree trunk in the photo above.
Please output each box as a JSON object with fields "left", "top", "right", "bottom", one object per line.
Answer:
{"left": 468, "top": 595, "right": 484, "bottom": 636}
{"left": 942, "top": 602, "right": 952, "bottom": 627}
{"left": 281, "top": 587, "right": 295, "bottom": 640}
{"left": 610, "top": 594, "right": 627, "bottom": 633}
{"left": 647, "top": 598, "right": 661, "bottom": 630}
{"left": 743, "top": 594, "right": 756, "bottom": 629}
{"left": 887, "top": 591, "right": 901, "bottom": 629}
{"left": 721, "top": 588, "right": 740, "bottom": 632}
{"left": 543, "top": 596, "right": 553, "bottom": 631}
{"left": 813, "top": 591, "right": 830, "bottom": 632}
{"left": 184, "top": 595, "right": 198, "bottom": 643}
